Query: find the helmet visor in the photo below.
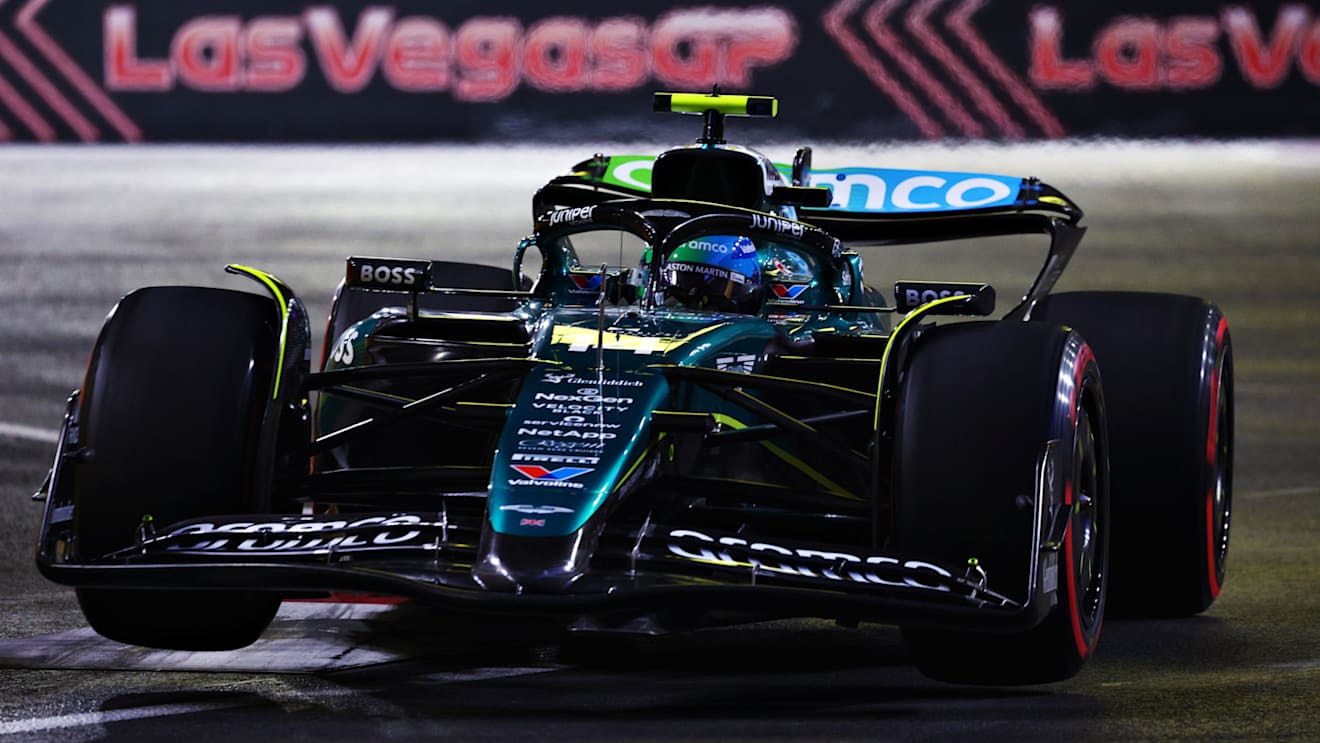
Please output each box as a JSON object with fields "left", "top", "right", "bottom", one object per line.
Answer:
{"left": 662, "top": 260, "right": 754, "bottom": 312}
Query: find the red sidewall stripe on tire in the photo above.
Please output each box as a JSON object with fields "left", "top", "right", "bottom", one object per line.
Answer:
{"left": 1063, "top": 478, "right": 1087, "bottom": 659}
{"left": 1065, "top": 341, "right": 1097, "bottom": 659}
{"left": 1204, "top": 492, "right": 1220, "bottom": 598}
{"left": 1068, "top": 343, "right": 1096, "bottom": 425}
{"left": 1204, "top": 316, "right": 1229, "bottom": 599}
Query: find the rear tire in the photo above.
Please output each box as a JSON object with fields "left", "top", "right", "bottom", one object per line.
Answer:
{"left": 1034, "top": 292, "right": 1232, "bottom": 617}
{"left": 73, "top": 286, "right": 283, "bottom": 649}
{"left": 894, "top": 321, "right": 1109, "bottom": 684}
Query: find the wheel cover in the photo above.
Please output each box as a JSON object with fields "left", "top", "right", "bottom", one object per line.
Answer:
{"left": 1209, "top": 350, "right": 1233, "bottom": 588}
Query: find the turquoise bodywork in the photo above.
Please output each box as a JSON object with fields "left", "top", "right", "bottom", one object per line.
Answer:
{"left": 319, "top": 290, "right": 884, "bottom": 536}
{"left": 490, "top": 307, "right": 778, "bottom": 537}
{"left": 318, "top": 200, "right": 896, "bottom": 544}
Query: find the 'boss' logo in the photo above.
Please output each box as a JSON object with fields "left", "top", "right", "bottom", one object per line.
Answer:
{"left": 360, "top": 264, "right": 421, "bottom": 286}
{"left": 893, "top": 281, "right": 994, "bottom": 315}
{"left": 903, "top": 288, "right": 967, "bottom": 306}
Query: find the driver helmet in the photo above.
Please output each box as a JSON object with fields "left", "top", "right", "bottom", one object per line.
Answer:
{"left": 660, "top": 235, "right": 762, "bottom": 314}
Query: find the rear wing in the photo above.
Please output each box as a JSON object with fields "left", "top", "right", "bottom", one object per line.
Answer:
{"left": 534, "top": 154, "right": 1082, "bottom": 244}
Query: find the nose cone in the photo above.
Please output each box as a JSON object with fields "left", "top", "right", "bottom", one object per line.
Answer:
{"left": 471, "top": 529, "right": 593, "bottom": 593}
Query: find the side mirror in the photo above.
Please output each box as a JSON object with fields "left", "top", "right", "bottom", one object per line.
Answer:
{"left": 791, "top": 146, "right": 812, "bottom": 186}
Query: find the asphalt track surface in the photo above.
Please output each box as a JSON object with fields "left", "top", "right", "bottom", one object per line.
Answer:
{"left": 0, "top": 143, "right": 1317, "bottom": 741}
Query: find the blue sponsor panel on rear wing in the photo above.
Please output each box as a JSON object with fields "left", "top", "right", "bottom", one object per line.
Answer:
{"left": 596, "top": 156, "right": 1025, "bottom": 214}
{"left": 802, "top": 167, "right": 1023, "bottom": 213}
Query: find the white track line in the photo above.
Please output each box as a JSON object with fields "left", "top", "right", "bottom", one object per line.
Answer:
{"left": 0, "top": 422, "right": 59, "bottom": 444}
{"left": 0, "top": 700, "right": 254, "bottom": 735}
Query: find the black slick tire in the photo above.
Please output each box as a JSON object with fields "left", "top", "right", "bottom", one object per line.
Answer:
{"left": 894, "top": 321, "right": 1109, "bottom": 684}
{"left": 1033, "top": 292, "right": 1232, "bottom": 617}
{"left": 72, "top": 286, "right": 282, "bottom": 650}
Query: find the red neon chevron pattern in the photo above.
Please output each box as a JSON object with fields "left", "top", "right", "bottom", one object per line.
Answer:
{"left": 822, "top": 0, "right": 1066, "bottom": 139}
{"left": 0, "top": 0, "right": 140, "bottom": 142}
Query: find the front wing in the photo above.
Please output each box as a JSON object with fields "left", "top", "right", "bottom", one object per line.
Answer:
{"left": 38, "top": 508, "right": 1056, "bottom": 633}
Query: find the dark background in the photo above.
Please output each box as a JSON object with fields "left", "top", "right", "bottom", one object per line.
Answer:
{"left": 1, "top": 0, "right": 1316, "bottom": 143}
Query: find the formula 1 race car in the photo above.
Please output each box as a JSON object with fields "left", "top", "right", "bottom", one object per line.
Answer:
{"left": 34, "top": 92, "right": 1233, "bottom": 685}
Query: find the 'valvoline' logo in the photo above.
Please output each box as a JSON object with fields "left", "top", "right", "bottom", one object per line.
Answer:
{"left": 568, "top": 274, "right": 603, "bottom": 292}
{"left": 771, "top": 284, "right": 808, "bottom": 300}
{"left": 509, "top": 465, "right": 593, "bottom": 481}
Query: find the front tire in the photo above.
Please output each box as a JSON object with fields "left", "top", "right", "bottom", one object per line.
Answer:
{"left": 893, "top": 321, "right": 1109, "bottom": 684}
{"left": 77, "top": 589, "right": 279, "bottom": 651}
{"left": 72, "top": 286, "right": 283, "bottom": 649}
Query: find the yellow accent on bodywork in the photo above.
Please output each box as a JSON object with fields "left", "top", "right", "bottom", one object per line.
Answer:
{"left": 457, "top": 401, "right": 512, "bottom": 411}
{"left": 660, "top": 92, "right": 778, "bottom": 117}
{"left": 341, "top": 385, "right": 411, "bottom": 403}
{"left": 550, "top": 323, "right": 727, "bottom": 355}
{"left": 709, "top": 413, "right": 856, "bottom": 499}
{"left": 873, "top": 293, "right": 970, "bottom": 429}
{"left": 226, "top": 264, "right": 289, "bottom": 399}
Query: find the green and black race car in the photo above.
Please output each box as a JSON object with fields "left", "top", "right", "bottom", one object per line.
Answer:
{"left": 34, "top": 92, "right": 1233, "bottom": 685}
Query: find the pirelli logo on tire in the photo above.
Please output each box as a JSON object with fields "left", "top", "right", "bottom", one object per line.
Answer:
{"left": 346, "top": 256, "right": 432, "bottom": 291}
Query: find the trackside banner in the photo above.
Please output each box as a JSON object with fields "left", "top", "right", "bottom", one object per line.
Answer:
{"left": 0, "top": 1, "right": 1316, "bottom": 143}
